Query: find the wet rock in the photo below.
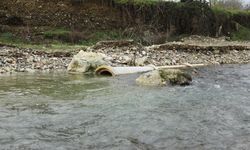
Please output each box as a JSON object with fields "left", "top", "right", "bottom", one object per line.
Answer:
{"left": 136, "top": 70, "right": 164, "bottom": 86}
{"left": 136, "top": 69, "right": 192, "bottom": 86}
{"left": 67, "top": 51, "right": 108, "bottom": 73}
{"left": 159, "top": 69, "right": 192, "bottom": 86}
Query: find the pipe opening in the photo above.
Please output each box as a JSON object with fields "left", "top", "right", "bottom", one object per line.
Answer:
{"left": 95, "top": 66, "right": 115, "bottom": 76}
{"left": 97, "top": 70, "right": 113, "bottom": 76}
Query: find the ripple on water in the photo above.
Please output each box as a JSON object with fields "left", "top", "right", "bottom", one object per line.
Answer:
{"left": 0, "top": 64, "right": 250, "bottom": 149}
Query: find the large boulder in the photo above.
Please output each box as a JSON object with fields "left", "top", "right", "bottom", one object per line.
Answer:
{"left": 67, "top": 51, "right": 108, "bottom": 73}
{"left": 136, "top": 69, "right": 192, "bottom": 86}
{"left": 159, "top": 69, "right": 192, "bottom": 86}
{"left": 136, "top": 70, "right": 165, "bottom": 86}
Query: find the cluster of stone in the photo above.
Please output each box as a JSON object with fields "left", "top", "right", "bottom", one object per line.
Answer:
{"left": 0, "top": 46, "right": 72, "bottom": 74}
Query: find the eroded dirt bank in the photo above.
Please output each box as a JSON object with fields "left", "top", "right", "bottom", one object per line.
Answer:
{"left": 1, "top": 0, "right": 250, "bottom": 45}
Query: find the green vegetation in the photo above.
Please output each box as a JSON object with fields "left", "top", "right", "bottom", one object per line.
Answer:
{"left": 0, "top": 32, "right": 22, "bottom": 44}
{"left": 212, "top": 6, "right": 250, "bottom": 41}
{"left": 42, "top": 27, "right": 129, "bottom": 46}
{"left": 0, "top": 29, "right": 130, "bottom": 52}
{"left": 1, "top": 0, "right": 250, "bottom": 48}
{"left": 0, "top": 41, "right": 87, "bottom": 52}
{"left": 43, "top": 28, "right": 71, "bottom": 38}
{"left": 231, "top": 25, "right": 250, "bottom": 41}
{"left": 80, "top": 30, "right": 129, "bottom": 45}
{"left": 114, "top": 0, "right": 159, "bottom": 5}
{"left": 0, "top": 31, "right": 86, "bottom": 52}
{"left": 212, "top": 6, "right": 250, "bottom": 17}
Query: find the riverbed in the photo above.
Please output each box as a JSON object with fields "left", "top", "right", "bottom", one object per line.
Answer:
{"left": 0, "top": 64, "right": 250, "bottom": 150}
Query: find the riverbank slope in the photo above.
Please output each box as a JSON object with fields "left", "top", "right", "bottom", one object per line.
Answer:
{"left": 1, "top": 0, "right": 250, "bottom": 46}
{"left": 1, "top": 37, "right": 249, "bottom": 74}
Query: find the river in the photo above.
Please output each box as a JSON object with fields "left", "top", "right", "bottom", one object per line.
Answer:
{"left": 0, "top": 64, "right": 250, "bottom": 150}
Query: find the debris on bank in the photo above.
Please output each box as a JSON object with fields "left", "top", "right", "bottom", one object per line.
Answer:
{"left": 0, "top": 39, "right": 250, "bottom": 75}
{"left": 86, "top": 40, "right": 250, "bottom": 67}
{"left": 0, "top": 46, "right": 72, "bottom": 74}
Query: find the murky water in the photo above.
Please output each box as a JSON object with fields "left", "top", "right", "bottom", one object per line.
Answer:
{"left": 0, "top": 65, "right": 250, "bottom": 150}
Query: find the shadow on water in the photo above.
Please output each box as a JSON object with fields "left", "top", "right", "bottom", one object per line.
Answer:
{"left": 0, "top": 64, "right": 250, "bottom": 150}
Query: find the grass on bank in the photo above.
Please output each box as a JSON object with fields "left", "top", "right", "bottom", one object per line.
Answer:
{"left": 212, "top": 6, "right": 250, "bottom": 18}
{"left": 114, "top": 0, "right": 159, "bottom": 5}
{"left": 0, "top": 29, "right": 131, "bottom": 52}
{"left": 231, "top": 25, "right": 250, "bottom": 41}
{"left": 42, "top": 28, "right": 129, "bottom": 45}
{"left": 0, "top": 32, "right": 85, "bottom": 52}
{"left": 212, "top": 6, "right": 250, "bottom": 41}
{"left": 0, "top": 32, "right": 22, "bottom": 44}
{"left": 0, "top": 41, "right": 87, "bottom": 53}
{"left": 43, "top": 28, "right": 71, "bottom": 39}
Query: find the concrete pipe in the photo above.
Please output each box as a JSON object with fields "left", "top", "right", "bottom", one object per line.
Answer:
{"left": 95, "top": 65, "right": 155, "bottom": 76}
{"left": 95, "top": 63, "right": 206, "bottom": 76}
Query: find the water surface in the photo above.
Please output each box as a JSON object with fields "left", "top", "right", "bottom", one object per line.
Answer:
{"left": 0, "top": 65, "right": 250, "bottom": 150}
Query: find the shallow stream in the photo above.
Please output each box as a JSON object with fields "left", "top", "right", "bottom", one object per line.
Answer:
{"left": 0, "top": 65, "right": 250, "bottom": 150}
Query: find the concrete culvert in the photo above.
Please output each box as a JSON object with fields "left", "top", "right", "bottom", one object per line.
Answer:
{"left": 95, "top": 66, "right": 115, "bottom": 76}
{"left": 95, "top": 65, "right": 154, "bottom": 76}
{"left": 95, "top": 64, "right": 205, "bottom": 77}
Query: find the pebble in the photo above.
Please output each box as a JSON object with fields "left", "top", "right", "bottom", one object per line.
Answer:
{"left": 0, "top": 46, "right": 72, "bottom": 74}
{"left": 0, "top": 69, "right": 5, "bottom": 73}
{"left": 0, "top": 41, "right": 250, "bottom": 74}
{"left": 121, "top": 55, "right": 132, "bottom": 64}
{"left": 26, "top": 68, "right": 35, "bottom": 73}
{"left": 135, "top": 57, "right": 148, "bottom": 66}
{"left": 5, "top": 58, "right": 13, "bottom": 64}
{"left": 87, "top": 41, "right": 250, "bottom": 67}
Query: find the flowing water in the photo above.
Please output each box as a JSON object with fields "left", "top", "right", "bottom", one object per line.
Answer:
{"left": 0, "top": 65, "right": 250, "bottom": 150}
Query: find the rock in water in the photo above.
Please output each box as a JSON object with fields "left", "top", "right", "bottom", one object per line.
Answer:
{"left": 159, "top": 69, "right": 192, "bottom": 86}
{"left": 136, "top": 70, "right": 164, "bottom": 86}
{"left": 67, "top": 51, "right": 108, "bottom": 73}
{"left": 136, "top": 69, "right": 192, "bottom": 86}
